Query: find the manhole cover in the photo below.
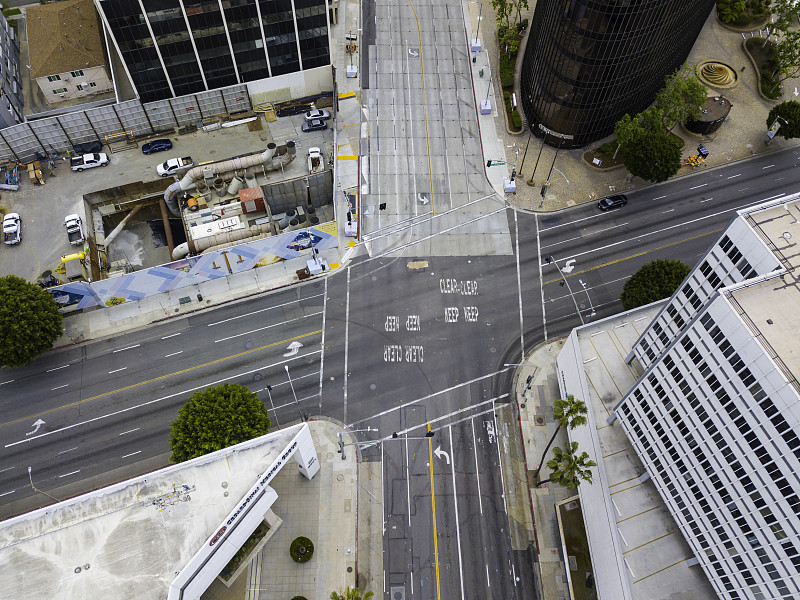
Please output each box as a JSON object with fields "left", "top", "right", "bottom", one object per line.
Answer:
{"left": 337, "top": 474, "right": 344, "bottom": 482}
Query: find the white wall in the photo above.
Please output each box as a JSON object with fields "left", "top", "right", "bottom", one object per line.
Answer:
{"left": 35, "top": 65, "right": 113, "bottom": 103}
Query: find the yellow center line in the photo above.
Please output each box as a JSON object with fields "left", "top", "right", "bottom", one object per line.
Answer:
{"left": 543, "top": 228, "right": 724, "bottom": 285}
{"left": 407, "top": 0, "right": 435, "bottom": 216}
{"left": 1, "top": 330, "right": 322, "bottom": 428}
{"left": 427, "top": 421, "right": 442, "bottom": 600}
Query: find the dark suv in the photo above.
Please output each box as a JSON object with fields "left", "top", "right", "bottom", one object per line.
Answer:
{"left": 597, "top": 194, "right": 628, "bottom": 211}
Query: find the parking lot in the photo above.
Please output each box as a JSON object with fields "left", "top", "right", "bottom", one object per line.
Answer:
{"left": 0, "top": 110, "right": 334, "bottom": 284}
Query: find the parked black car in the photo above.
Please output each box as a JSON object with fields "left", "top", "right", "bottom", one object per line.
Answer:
{"left": 142, "top": 139, "right": 173, "bottom": 154}
{"left": 597, "top": 194, "right": 628, "bottom": 211}
{"left": 301, "top": 119, "right": 327, "bottom": 132}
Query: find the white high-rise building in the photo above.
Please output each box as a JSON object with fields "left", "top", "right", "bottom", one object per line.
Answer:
{"left": 615, "top": 195, "right": 800, "bottom": 599}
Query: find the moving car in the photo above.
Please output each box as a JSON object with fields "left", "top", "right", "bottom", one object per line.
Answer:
{"left": 304, "top": 109, "right": 331, "bottom": 121}
{"left": 301, "top": 119, "right": 327, "bottom": 133}
{"left": 597, "top": 194, "right": 628, "bottom": 211}
{"left": 142, "top": 139, "right": 173, "bottom": 154}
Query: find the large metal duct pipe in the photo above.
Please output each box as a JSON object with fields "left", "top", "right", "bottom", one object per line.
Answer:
{"left": 104, "top": 205, "right": 143, "bottom": 247}
{"left": 163, "top": 144, "right": 281, "bottom": 209}
{"left": 171, "top": 224, "right": 274, "bottom": 259}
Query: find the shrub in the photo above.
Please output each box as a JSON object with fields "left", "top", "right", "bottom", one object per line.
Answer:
{"left": 499, "top": 54, "right": 515, "bottom": 88}
{"left": 511, "top": 109, "right": 522, "bottom": 129}
{"left": 598, "top": 140, "right": 619, "bottom": 156}
{"left": 291, "top": 597, "right": 308, "bottom": 600}
{"left": 621, "top": 259, "right": 691, "bottom": 310}
{"left": 516, "top": 18, "right": 529, "bottom": 33}
{"left": 290, "top": 536, "right": 315, "bottom": 563}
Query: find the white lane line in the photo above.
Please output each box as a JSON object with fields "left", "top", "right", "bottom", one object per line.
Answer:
{"left": 762, "top": 164, "right": 775, "bottom": 169}
{"left": 389, "top": 395, "right": 509, "bottom": 437}
{"left": 119, "top": 428, "right": 140, "bottom": 436}
{"left": 352, "top": 371, "right": 510, "bottom": 426}
{"left": 213, "top": 311, "right": 323, "bottom": 343}
{"left": 689, "top": 183, "right": 707, "bottom": 190}
{"left": 58, "top": 470, "right": 80, "bottom": 478}
{"left": 108, "top": 367, "right": 127, "bottom": 374}
{"left": 553, "top": 198, "right": 778, "bottom": 264}
{"left": 472, "top": 418, "right": 483, "bottom": 515}
{"left": 701, "top": 197, "right": 714, "bottom": 203}
{"left": 57, "top": 447, "right": 77, "bottom": 455}
{"left": 113, "top": 344, "right": 140, "bottom": 353}
{"left": 161, "top": 332, "right": 181, "bottom": 339}
{"left": 449, "top": 426, "right": 466, "bottom": 600}
{"left": 652, "top": 195, "right": 666, "bottom": 200}
{"left": 206, "top": 293, "right": 325, "bottom": 327}
{"left": 404, "top": 434, "right": 412, "bottom": 528}
{"left": 0, "top": 380, "right": 13, "bottom": 386}
{"left": 493, "top": 400, "right": 508, "bottom": 516}
{"left": 727, "top": 173, "right": 742, "bottom": 179}
{"left": 343, "top": 267, "right": 352, "bottom": 425}
{"left": 0, "top": 466, "right": 14, "bottom": 473}
{"left": 164, "top": 351, "right": 183, "bottom": 358}
{"left": 51, "top": 384, "right": 69, "bottom": 391}
{"left": 121, "top": 451, "right": 141, "bottom": 459}
{"left": 662, "top": 209, "right": 674, "bottom": 213}
{"left": 537, "top": 215, "right": 548, "bottom": 341}
{"left": 543, "top": 221, "right": 629, "bottom": 249}
{"left": 6, "top": 350, "right": 322, "bottom": 448}
{"left": 46, "top": 364, "right": 70, "bottom": 372}
{"left": 318, "top": 278, "right": 328, "bottom": 413}
{"left": 0, "top": 490, "right": 15, "bottom": 497}
{"left": 514, "top": 210, "right": 524, "bottom": 357}
{"left": 486, "top": 564, "right": 491, "bottom": 587}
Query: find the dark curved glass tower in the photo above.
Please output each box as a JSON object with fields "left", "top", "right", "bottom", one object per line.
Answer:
{"left": 520, "top": 0, "right": 716, "bottom": 148}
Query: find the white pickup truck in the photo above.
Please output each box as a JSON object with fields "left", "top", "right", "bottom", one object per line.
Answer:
{"left": 307, "top": 147, "right": 325, "bottom": 174}
{"left": 157, "top": 156, "right": 193, "bottom": 177}
{"left": 65, "top": 214, "right": 86, "bottom": 246}
{"left": 3, "top": 212, "right": 20, "bottom": 245}
{"left": 70, "top": 153, "right": 109, "bottom": 172}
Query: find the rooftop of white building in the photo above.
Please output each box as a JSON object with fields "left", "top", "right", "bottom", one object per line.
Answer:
{"left": 726, "top": 195, "right": 800, "bottom": 389}
{"left": 0, "top": 424, "right": 306, "bottom": 600}
{"left": 556, "top": 307, "right": 718, "bottom": 600}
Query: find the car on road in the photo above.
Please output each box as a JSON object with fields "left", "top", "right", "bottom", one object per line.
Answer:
{"left": 304, "top": 109, "right": 330, "bottom": 121}
{"left": 301, "top": 119, "right": 327, "bottom": 132}
{"left": 141, "top": 139, "right": 173, "bottom": 155}
{"left": 598, "top": 194, "right": 628, "bottom": 211}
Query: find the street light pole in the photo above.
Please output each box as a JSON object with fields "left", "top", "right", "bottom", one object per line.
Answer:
{"left": 265, "top": 384, "right": 281, "bottom": 428}
{"left": 546, "top": 255, "right": 584, "bottom": 325}
{"left": 284, "top": 365, "right": 307, "bottom": 422}
{"left": 28, "top": 466, "right": 59, "bottom": 502}
{"left": 337, "top": 427, "right": 379, "bottom": 460}
{"left": 579, "top": 279, "right": 596, "bottom": 318}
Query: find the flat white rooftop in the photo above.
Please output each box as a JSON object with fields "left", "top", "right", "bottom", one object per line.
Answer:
{"left": 0, "top": 425, "right": 307, "bottom": 600}
{"left": 556, "top": 308, "right": 717, "bottom": 600}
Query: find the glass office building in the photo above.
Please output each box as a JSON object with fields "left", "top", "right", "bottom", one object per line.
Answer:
{"left": 95, "top": 0, "right": 330, "bottom": 103}
{"left": 520, "top": 0, "right": 715, "bottom": 148}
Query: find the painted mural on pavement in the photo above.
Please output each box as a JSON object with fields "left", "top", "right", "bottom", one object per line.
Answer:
{"left": 50, "top": 225, "right": 339, "bottom": 312}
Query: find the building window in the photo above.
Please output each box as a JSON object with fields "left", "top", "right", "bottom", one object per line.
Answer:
{"left": 70, "top": 70, "right": 84, "bottom": 77}
{"left": 47, "top": 74, "right": 61, "bottom": 82}
{"left": 52, "top": 88, "right": 67, "bottom": 95}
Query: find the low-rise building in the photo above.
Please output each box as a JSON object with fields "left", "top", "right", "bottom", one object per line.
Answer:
{"left": 27, "top": 0, "right": 113, "bottom": 105}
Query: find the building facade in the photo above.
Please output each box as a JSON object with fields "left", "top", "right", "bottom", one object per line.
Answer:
{"left": 519, "top": 0, "right": 715, "bottom": 148}
{"left": 615, "top": 196, "right": 800, "bottom": 599}
{"left": 95, "top": 0, "right": 331, "bottom": 104}
{"left": 0, "top": 12, "right": 22, "bottom": 128}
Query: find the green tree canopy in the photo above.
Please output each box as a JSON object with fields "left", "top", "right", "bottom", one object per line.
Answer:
{"left": 620, "top": 259, "right": 691, "bottom": 310}
{"left": 331, "top": 587, "right": 374, "bottom": 600}
{"left": 655, "top": 65, "right": 708, "bottom": 131}
{"left": 767, "top": 100, "right": 800, "bottom": 139}
{"left": 169, "top": 383, "right": 271, "bottom": 462}
{"left": 770, "top": 30, "right": 800, "bottom": 87}
{"left": 546, "top": 441, "right": 596, "bottom": 489}
{"left": 621, "top": 131, "right": 683, "bottom": 183}
{"left": 0, "top": 274, "right": 63, "bottom": 368}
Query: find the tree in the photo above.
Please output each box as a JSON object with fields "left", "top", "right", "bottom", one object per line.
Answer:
{"left": 331, "top": 587, "right": 374, "bottom": 600}
{"left": 772, "top": 0, "right": 800, "bottom": 36}
{"left": 169, "top": 383, "right": 271, "bottom": 462}
{"left": 533, "top": 394, "right": 588, "bottom": 485}
{"left": 621, "top": 131, "right": 683, "bottom": 183}
{"left": 766, "top": 100, "right": 800, "bottom": 139}
{"left": 0, "top": 274, "right": 63, "bottom": 368}
{"left": 491, "top": 0, "right": 511, "bottom": 29}
{"left": 769, "top": 31, "right": 800, "bottom": 90}
{"left": 546, "top": 441, "right": 596, "bottom": 489}
{"left": 654, "top": 65, "right": 708, "bottom": 131}
{"left": 620, "top": 259, "right": 691, "bottom": 310}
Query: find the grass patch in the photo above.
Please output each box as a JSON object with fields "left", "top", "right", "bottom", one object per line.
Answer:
{"left": 2, "top": 8, "right": 20, "bottom": 16}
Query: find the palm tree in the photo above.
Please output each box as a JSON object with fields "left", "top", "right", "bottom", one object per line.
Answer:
{"left": 532, "top": 394, "right": 588, "bottom": 484}
{"left": 330, "top": 587, "right": 374, "bottom": 600}
{"left": 546, "top": 441, "right": 596, "bottom": 489}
